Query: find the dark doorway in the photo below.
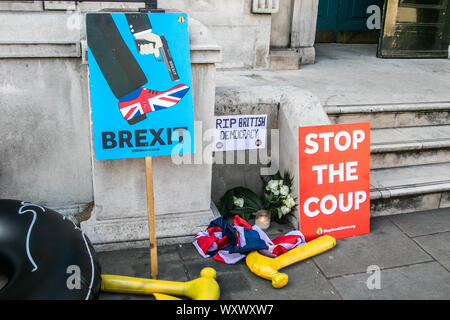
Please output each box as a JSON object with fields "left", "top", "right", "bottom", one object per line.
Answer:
{"left": 316, "top": 0, "right": 385, "bottom": 43}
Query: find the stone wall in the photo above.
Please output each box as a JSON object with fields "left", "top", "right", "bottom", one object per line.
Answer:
{"left": 0, "top": 0, "right": 320, "bottom": 68}
{"left": 164, "top": 0, "right": 272, "bottom": 69}
{"left": 0, "top": 58, "right": 92, "bottom": 214}
{"left": 0, "top": 8, "right": 93, "bottom": 214}
{"left": 3, "top": 1, "right": 271, "bottom": 70}
{"left": 270, "top": 0, "right": 293, "bottom": 48}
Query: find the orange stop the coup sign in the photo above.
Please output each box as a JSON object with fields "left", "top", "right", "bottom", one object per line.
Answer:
{"left": 298, "top": 122, "right": 371, "bottom": 241}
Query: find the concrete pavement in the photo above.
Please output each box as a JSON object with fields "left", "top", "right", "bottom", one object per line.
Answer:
{"left": 98, "top": 207, "right": 450, "bottom": 300}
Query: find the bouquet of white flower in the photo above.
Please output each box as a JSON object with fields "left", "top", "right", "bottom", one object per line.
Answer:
{"left": 262, "top": 171, "right": 297, "bottom": 221}
{"left": 218, "top": 171, "right": 297, "bottom": 223}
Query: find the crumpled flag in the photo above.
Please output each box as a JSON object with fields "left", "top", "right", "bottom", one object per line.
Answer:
{"left": 193, "top": 215, "right": 306, "bottom": 264}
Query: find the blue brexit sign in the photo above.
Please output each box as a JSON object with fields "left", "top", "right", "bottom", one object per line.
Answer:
{"left": 86, "top": 13, "right": 194, "bottom": 160}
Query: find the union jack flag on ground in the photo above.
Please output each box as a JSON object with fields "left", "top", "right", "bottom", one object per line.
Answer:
{"left": 193, "top": 215, "right": 306, "bottom": 264}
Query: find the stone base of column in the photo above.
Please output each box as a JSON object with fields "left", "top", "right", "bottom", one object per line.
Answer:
{"left": 80, "top": 202, "right": 220, "bottom": 251}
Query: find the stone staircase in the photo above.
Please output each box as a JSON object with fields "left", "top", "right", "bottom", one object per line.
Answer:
{"left": 326, "top": 102, "right": 450, "bottom": 217}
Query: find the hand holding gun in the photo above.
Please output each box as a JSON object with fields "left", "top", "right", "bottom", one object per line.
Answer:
{"left": 126, "top": 13, "right": 180, "bottom": 82}
{"left": 134, "top": 31, "right": 163, "bottom": 57}
{"left": 134, "top": 34, "right": 180, "bottom": 82}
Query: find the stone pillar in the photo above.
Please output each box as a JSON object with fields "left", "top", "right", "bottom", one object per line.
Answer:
{"left": 290, "top": 0, "right": 319, "bottom": 65}
{"left": 269, "top": 0, "right": 319, "bottom": 68}
{"left": 80, "top": 17, "right": 222, "bottom": 251}
{"left": 276, "top": 87, "right": 330, "bottom": 227}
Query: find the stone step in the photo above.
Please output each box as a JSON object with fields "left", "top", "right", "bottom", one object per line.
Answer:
{"left": 370, "top": 125, "right": 450, "bottom": 169}
{"left": 327, "top": 102, "right": 450, "bottom": 128}
{"left": 268, "top": 49, "right": 301, "bottom": 70}
{"left": 370, "top": 162, "right": 450, "bottom": 217}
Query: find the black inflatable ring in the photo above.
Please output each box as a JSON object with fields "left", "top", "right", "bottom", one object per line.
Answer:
{"left": 0, "top": 199, "right": 101, "bottom": 299}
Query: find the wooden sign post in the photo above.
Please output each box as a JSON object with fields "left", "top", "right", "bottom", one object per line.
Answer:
{"left": 145, "top": 157, "right": 158, "bottom": 279}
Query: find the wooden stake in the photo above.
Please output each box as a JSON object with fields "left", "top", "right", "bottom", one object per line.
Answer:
{"left": 145, "top": 157, "right": 158, "bottom": 279}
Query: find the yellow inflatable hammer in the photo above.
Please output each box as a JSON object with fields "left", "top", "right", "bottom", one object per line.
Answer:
{"left": 100, "top": 267, "right": 220, "bottom": 300}
{"left": 246, "top": 235, "right": 336, "bottom": 288}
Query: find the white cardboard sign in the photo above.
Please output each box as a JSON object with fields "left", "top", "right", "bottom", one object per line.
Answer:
{"left": 213, "top": 114, "right": 267, "bottom": 152}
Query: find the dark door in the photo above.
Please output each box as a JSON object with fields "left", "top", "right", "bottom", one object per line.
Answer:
{"left": 338, "top": 0, "right": 385, "bottom": 30}
{"left": 317, "top": 0, "right": 385, "bottom": 42}
{"left": 378, "top": 0, "right": 450, "bottom": 57}
{"left": 317, "top": 0, "right": 339, "bottom": 30}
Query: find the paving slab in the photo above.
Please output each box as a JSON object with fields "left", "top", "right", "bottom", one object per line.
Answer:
{"left": 414, "top": 231, "right": 450, "bottom": 272}
{"left": 389, "top": 207, "right": 450, "bottom": 237}
{"left": 97, "top": 246, "right": 188, "bottom": 300}
{"left": 182, "top": 255, "right": 248, "bottom": 278}
{"left": 330, "top": 262, "right": 450, "bottom": 300}
{"left": 181, "top": 259, "right": 260, "bottom": 300}
{"left": 181, "top": 249, "right": 340, "bottom": 300}
{"left": 313, "top": 217, "right": 433, "bottom": 278}
{"left": 177, "top": 241, "right": 209, "bottom": 262}
{"left": 97, "top": 246, "right": 184, "bottom": 275}
{"left": 97, "top": 247, "right": 150, "bottom": 277}
{"left": 241, "top": 259, "right": 340, "bottom": 300}
{"left": 213, "top": 270, "right": 255, "bottom": 300}
{"left": 199, "top": 260, "right": 340, "bottom": 300}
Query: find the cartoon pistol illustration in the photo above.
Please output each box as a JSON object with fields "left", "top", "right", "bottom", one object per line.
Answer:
{"left": 135, "top": 35, "right": 180, "bottom": 82}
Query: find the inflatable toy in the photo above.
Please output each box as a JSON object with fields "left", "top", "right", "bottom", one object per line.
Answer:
{"left": 101, "top": 267, "right": 220, "bottom": 300}
{"left": 246, "top": 235, "right": 336, "bottom": 288}
{"left": 0, "top": 199, "right": 101, "bottom": 299}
